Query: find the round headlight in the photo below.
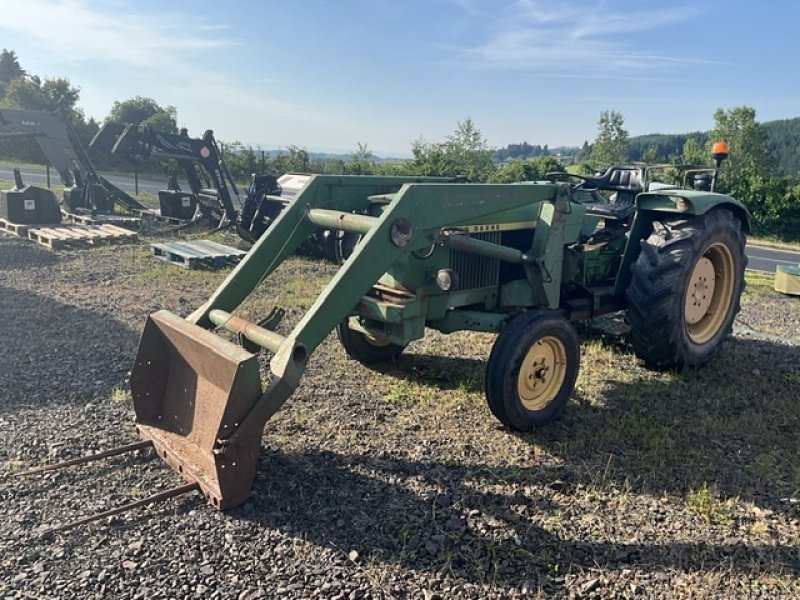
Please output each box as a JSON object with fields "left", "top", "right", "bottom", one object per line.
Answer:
{"left": 435, "top": 269, "right": 458, "bottom": 292}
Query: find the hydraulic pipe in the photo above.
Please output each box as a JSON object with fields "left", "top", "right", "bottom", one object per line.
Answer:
{"left": 209, "top": 309, "right": 285, "bottom": 354}
{"left": 307, "top": 209, "right": 377, "bottom": 234}
{"left": 441, "top": 231, "right": 526, "bottom": 263}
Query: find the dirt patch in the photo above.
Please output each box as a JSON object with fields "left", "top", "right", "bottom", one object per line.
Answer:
{"left": 1, "top": 229, "right": 798, "bottom": 599}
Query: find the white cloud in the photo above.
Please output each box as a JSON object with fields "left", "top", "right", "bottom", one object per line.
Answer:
{"left": 0, "top": 0, "right": 234, "bottom": 68}
{"left": 445, "top": 0, "right": 719, "bottom": 76}
{"left": 0, "top": 0, "right": 353, "bottom": 146}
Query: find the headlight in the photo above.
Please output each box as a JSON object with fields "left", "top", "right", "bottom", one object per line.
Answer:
{"left": 435, "top": 269, "right": 459, "bottom": 292}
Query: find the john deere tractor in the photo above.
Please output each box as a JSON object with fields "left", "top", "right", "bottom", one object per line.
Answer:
{"left": 128, "top": 142, "right": 748, "bottom": 509}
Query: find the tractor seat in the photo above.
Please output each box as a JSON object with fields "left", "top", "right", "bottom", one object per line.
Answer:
{"left": 583, "top": 166, "right": 644, "bottom": 192}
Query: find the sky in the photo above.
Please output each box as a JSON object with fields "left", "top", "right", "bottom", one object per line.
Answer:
{"left": 2, "top": 0, "right": 800, "bottom": 157}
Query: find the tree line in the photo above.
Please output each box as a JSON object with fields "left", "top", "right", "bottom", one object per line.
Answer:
{"left": 1, "top": 48, "right": 798, "bottom": 240}
{"left": 573, "top": 108, "right": 800, "bottom": 239}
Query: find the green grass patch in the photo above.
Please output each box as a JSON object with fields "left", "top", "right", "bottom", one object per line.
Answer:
{"left": 110, "top": 387, "right": 132, "bottom": 404}
{"left": 382, "top": 378, "right": 437, "bottom": 405}
{"left": 686, "top": 483, "right": 735, "bottom": 525}
{"left": 742, "top": 270, "right": 776, "bottom": 298}
{"left": 748, "top": 236, "right": 800, "bottom": 251}
{"left": 745, "top": 452, "right": 782, "bottom": 483}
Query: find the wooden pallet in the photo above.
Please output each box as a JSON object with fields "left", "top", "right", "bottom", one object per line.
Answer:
{"left": 26, "top": 223, "right": 138, "bottom": 250}
{"left": 150, "top": 239, "right": 247, "bottom": 269}
{"left": 0, "top": 217, "right": 32, "bottom": 237}
{"left": 61, "top": 210, "right": 141, "bottom": 230}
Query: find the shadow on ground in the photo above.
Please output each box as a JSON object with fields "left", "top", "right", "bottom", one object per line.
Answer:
{"left": 374, "top": 334, "right": 799, "bottom": 508}
{"left": 236, "top": 447, "right": 798, "bottom": 594}
{"left": 0, "top": 286, "right": 138, "bottom": 414}
{"left": 230, "top": 334, "right": 799, "bottom": 591}
{"left": 0, "top": 236, "right": 60, "bottom": 271}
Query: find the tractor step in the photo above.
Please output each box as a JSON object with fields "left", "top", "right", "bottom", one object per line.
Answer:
{"left": 150, "top": 239, "right": 247, "bottom": 269}
{"left": 26, "top": 223, "right": 138, "bottom": 250}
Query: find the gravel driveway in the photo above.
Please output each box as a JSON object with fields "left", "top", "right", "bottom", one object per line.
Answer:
{"left": 1, "top": 230, "right": 798, "bottom": 599}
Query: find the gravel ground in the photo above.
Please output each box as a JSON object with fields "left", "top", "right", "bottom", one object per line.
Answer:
{"left": 0, "top": 228, "right": 798, "bottom": 599}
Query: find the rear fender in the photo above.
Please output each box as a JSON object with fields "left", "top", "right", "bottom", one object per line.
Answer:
{"left": 636, "top": 190, "right": 751, "bottom": 232}
{"left": 614, "top": 190, "right": 751, "bottom": 296}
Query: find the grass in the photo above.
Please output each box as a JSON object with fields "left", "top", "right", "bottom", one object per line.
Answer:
{"left": 110, "top": 387, "right": 132, "bottom": 404}
{"left": 745, "top": 452, "right": 781, "bottom": 483}
{"left": 748, "top": 235, "right": 800, "bottom": 251}
{"left": 742, "top": 270, "right": 776, "bottom": 298}
{"left": 382, "top": 378, "right": 437, "bottom": 406}
{"left": 685, "top": 483, "right": 735, "bottom": 526}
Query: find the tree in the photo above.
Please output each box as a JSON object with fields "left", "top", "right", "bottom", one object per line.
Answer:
{"left": 222, "top": 142, "right": 260, "bottom": 181}
{"left": 444, "top": 117, "right": 496, "bottom": 181}
{"left": 490, "top": 156, "right": 563, "bottom": 183}
{"left": 108, "top": 96, "right": 177, "bottom": 132}
{"left": 345, "top": 142, "right": 376, "bottom": 175}
{"left": 0, "top": 49, "right": 24, "bottom": 98}
{"left": 1, "top": 75, "right": 80, "bottom": 113}
{"left": 681, "top": 138, "right": 706, "bottom": 165}
{"left": 709, "top": 106, "right": 773, "bottom": 178}
{"left": 271, "top": 146, "right": 310, "bottom": 174}
{"left": 322, "top": 157, "right": 346, "bottom": 175}
{"left": 411, "top": 117, "right": 496, "bottom": 181}
{"left": 591, "top": 110, "right": 629, "bottom": 166}
{"left": 708, "top": 107, "right": 794, "bottom": 238}
{"left": 0, "top": 49, "right": 24, "bottom": 83}
{"left": 641, "top": 145, "right": 662, "bottom": 164}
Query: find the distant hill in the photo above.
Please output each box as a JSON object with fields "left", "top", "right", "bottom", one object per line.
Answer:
{"left": 494, "top": 143, "right": 581, "bottom": 162}
{"left": 627, "top": 131, "right": 708, "bottom": 163}
{"left": 497, "top": 116, "right": 800, "bottom": 174}
{"left": 763, "top": 117, "right": 800, "bottom": 174}
{"left": 627, "top": 117, "right": 800, "bottom": 174}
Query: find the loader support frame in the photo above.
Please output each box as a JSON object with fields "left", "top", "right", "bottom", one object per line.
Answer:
{"left": 131, "top": 175, "right": 570, "bottom": 509}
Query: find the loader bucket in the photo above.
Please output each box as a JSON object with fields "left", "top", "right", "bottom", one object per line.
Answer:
{"left": 130, "top": 310, "right": 265, "bottom": 509}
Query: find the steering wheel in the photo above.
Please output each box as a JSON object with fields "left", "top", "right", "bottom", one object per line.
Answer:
{"left": 545, "top": 171, "right": 598, "bottom": 192}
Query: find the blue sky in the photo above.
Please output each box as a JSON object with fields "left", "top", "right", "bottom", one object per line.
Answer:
{"left": 2, "top": 0, "right": 799, "bottom": 156}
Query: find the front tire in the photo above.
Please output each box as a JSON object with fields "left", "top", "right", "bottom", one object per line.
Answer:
{"left": 336, "top": 321, "right": 405, "bottom": 365}
{"left": 485, "top": 310, "right": 580, "bottom": 431}
{"left": 625, "top": 208, "right": 746, "bottom": 368}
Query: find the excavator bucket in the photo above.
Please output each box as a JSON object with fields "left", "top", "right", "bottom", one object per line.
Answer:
{"left": 130, "top": 310, "right": 265, "bottom": 509}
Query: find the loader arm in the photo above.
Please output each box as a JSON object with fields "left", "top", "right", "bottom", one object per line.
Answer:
{"left": 92, "top": 122, "right": 240, "bottom": 222}
{"left": 0, "top": 108, "right": 79, "bottom": 186}
{"left": 0, "top": 108, "right": 147, "bottom": 211}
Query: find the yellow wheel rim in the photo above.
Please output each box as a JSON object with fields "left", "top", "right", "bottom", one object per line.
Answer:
{"left": 517, "top": 336, "right": 567, "bottom": 411}
{"left": 685, "top": 242, "right": 734, "bottom": 344}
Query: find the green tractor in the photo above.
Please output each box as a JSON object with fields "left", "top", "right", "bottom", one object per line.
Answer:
{"left": 129, "top": 143, "right": 748, "bottom": 509}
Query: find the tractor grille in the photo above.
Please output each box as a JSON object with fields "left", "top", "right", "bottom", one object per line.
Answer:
{"left": 450, "top": 232, "right": 501, "bottom": 290}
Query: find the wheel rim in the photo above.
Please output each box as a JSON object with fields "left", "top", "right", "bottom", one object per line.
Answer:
{"left": 517, "top": 336, "right": 568, "bottom": 411}
{"left": 684, "top": 242, "right": 735, "bottom": 344}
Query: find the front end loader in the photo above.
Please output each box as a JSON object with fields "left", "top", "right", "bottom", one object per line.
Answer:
{"left": 120, "top": 146, "right": 749, "bottom": 510}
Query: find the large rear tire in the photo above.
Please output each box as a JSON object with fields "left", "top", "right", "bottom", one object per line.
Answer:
{"left": 625, "top": 208, "right": 746, "bottom": 368}
{"left": 485, "top": 310, "right": 580, "bottom": 431}
{"left": 336, "top": 321, "right": 405, "bottom": 365}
